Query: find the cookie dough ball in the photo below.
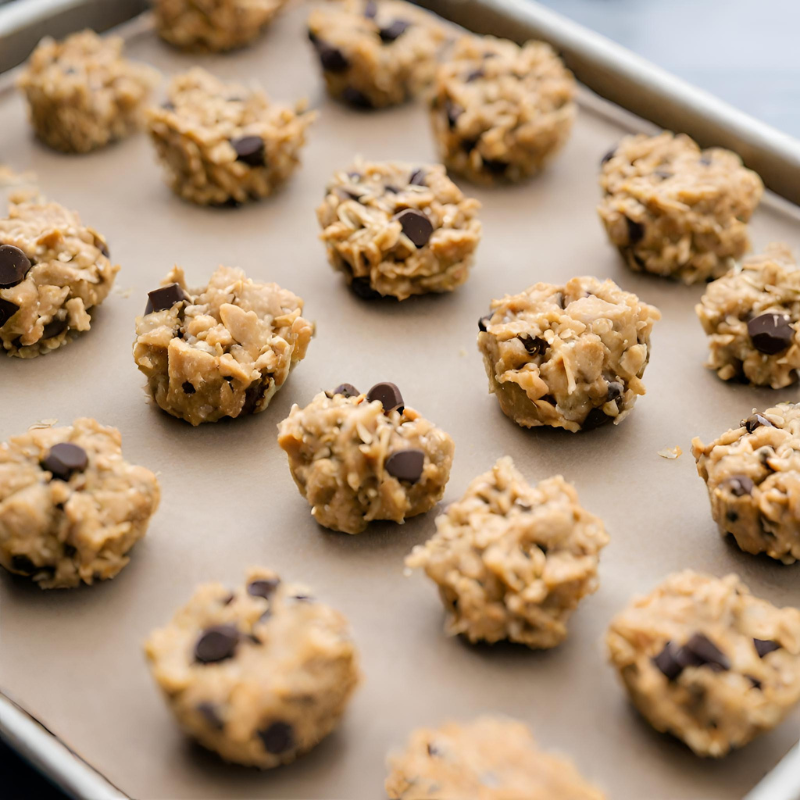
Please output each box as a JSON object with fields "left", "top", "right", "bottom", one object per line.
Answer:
{"left": 316, "top": 161, "right": 481, "bottom": 300}
{"left": 598, "top": 132, "right": 764, "bottom": 284}
{"left": 697, "top": 245, "right": 800, "bottom": 387}
{"left": 153, "top": 0, "right": 287, "bottom": 52}
{"left": 386, "top": 717, "right": 605, "bottom": 800}
{"left": 0, "top": 198, "right": 118, "bottom": 358}
{"left": 133, "top": 265, "right": 312, "bottom": 426}
{"left": 429, "top": 35, "right": 576, "bottom": 184}
{"left": 477, "top": 276, "right": 660, "bottom": 432}
{"left": 17, "top": 30, "right": 158, "bottom": 154}
{"left": 277, "top": 383, "right": 455, "bottom": 534}
{"left": 407, "top": 457, "right": 608, "bottom": 648}
{"left": 0, "top": 418, "right": 160, "bottom": 589}
{"left": 145, "top": 567, "right": 360, "bottom": 767}
{"left": 147, "top": 68, "right": 315, "bottom": 206}
{"left": 607, "top": 570, "right": 800, "bottom": 757}
{"left": 692, "top": 403, "right": 800, "bottom": 562}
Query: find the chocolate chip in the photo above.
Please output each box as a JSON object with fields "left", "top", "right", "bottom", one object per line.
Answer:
{"left": 747, "top": 675, "right": 762, "bottom": 690}
{"left": 317, "top": 43, "right": 350, "bottom": 73}
{"left": 482, "top": 159, "right": 508, "bottom": 175}
{"left": 699, "top": 155, "right": 712, "bottom": 166}
{"left": 42, "top": 318, "right": 68, "bottom": 339}
{"left": 341, "top": 86, "right": 373, "bottom": 108}
{"left": 347, "top": 171, "right": 362, "bottom": 181}
{"left": 379, "top": 20, "right": 410, "bottom": 45}
{"left": 364, "top": 0, "right": 377, "bottom": 18}
{"left": 427, "top": 742, "right": 439, "bottom": 756}
{"left": 726, "top": 475, "right": 754, "bottom": 497}
{"left": 161, "top": 100, "right": 176, "bottom": 111}
{"left": 607, "top": 381, "right": 623, "bottom": 401}
{"left": 409, "top": 168, "right": 426, "bottom": 186}
{"left": 0, "top": 245, "right": 32, "bottom": 288}
{"left": 247, "top": 578, "right": 280, "bottom": 599}
{"left": 654, "top": 169, "right": 672, "bottom": 180}
{"left": 395, "top": 209, "right": 433, "bottom": 248}
{"left": 582, "top": 408, "right": 612, "bottom": 431}
{"left": 145, "top": 283, "right": 189, "bottom": 314}
{"left": 307, "top": 28, "right": 318, "bottom": 44}
{"left": 444, "top": 98, "right": 463, "bottom": 129}
{"left": 520, "top": 334, "right": 547, "bottom": 355}
{"left": 194, "top": 625, "right": 239, "bottom": 664}
{"left": 95, "top": 238, "right": 110, "bottom": 258}
{"left": 478, "top": 314, "right": 491, "bottom": 332}
{"left": 742, "top": 413, "right": 775, "bottom": 433}
{"left": 754, "top": 638, "right": 781, "bottom": 658}
{"left": 231, "top": 136, "right": 265, "bottom": 167}
{"left": 11, "top": 555, "right": 37, "bottom": 575}
{"left": 333, "top": 383, "right": 359, "bottom": 397}
{"left": 0, "top": 298, "right": 18, "bottom": 327}
{"left": 385, "top": 449, "right": 425, "bottom": 483}
{"left": 680, "top": 633, "right": 730, "bottom": 671}
{"left": 351, "top": 277, "right": 380, "bottom": 299}
{"left": 465, "top": 68, "right": 484, "bottom": 82}
{"left": 653, "top": 641, "right": 684, "bottom": 681}
{"left": 182, "top": 381, "right": 196, "bottom": 394}
{"left": 258, "top": 721, "right": 294, "bottom": 754}
{"left": 385, "top": 185, "right": 399, "bottom": 194}
{"left": 292, "top": 594, "right": 313, "bottom": 602}
{"left": 600, "top": 147, "right": 616, "bottom": 165}
{"left": 626, "top": 218, "right": 645, "bottom": 244}
{"left": 197, "top": 702, "right": 224, "bottom": 729}
{"left": 41, "top": 443, "right": 88, "bottom": 481}
{"left": 748, "top": 313, "right": 794, "bottom": 355}
{"left": 366, "top": 382, "right": 404, "bottom": 414}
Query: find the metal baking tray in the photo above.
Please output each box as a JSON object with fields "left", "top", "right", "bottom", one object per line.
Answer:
{"left": 2, "top": 1, "right": 800, "bottom": 798}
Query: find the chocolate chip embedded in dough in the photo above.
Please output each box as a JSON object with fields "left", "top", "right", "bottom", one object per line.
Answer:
{"left": 247, "top": 578, "right": 281, "bottom": 599}
{"left": 95, "top": 237, "right": 110, "bottom": 258}
{"left": 582, "top": 408, "right": 612, "bottom": 431}
{"left": 197, "top": 702, "right": 224, "bottom": 730}
{"left": 409, "top": 168, "right": 426, "bottom": 186}
{"left": 0, "top": 298, "right": 19, "bottom": 327}
{"left": 601, "top": 147, "right": 616, "bottom": 165}
{"left": 725, "top": 475, "right": 754, "bottom": 497}
{"left": 680, "top": 633, "right": 730, "bottom": 671}
{"left": 465, "top": 68, "right": 484, "bottom": 82}
{"left": 395, "top": 209, "right": 433, "bottom": 248}
{"left": 742, "top": 413, "right": 775, "bottom": 433}
{"left": 379, "top": 19, "right": 411, "bottom": 43}
{"left": 145, "top": 283, "right": 189, "bottom": 314}
{"left": 519, "top": 334, "right": 547, "bottom": 355}
{"left": 342, "top": 87, "right": 373, "bottom": 108}
{"left": 333, "top": 383, "right": 360, "bottom": 398}
{"left": 444, "top": 98, "right": 463, "bottom": 129}
{"left": 385, "top": 449, "right": 425, "bottom": 483}
{"left": 317, "top": 43, "right": 350, "bottom": 73}
{"left": 194, "top": 625, "right": 240, "bottom": 664}
{"left": 366, "top": 382, "right": 404, "bottom": 414}
{"left": 258, "top": 721, "right": 295, "bottom": 754}
{"left": 0, "top": 245, "right": 32, "bottom": 288}
{"left": 607, "top": 381, "right": 623, "bottom": 401}
{"left": 754, "top": 638, "right": 781, "bottom": 658}
{"left": 41, "top": 318, "right": 68, "bottom": 339}
{"left": 747, "top": 313, "right": 794, "bottom": 355}
{"left": 478, "top": 314, "right": 492, "bottom": 333}
{"left": 364, "top": 0, "right": 377, "bottom": 18}
{"left": 626, "top": 218, "right": 645, "bottom": 244}
{"left": 653, "top": 641, "right": 683, "bottom": 681}
{"left": 41, "top": 443, "right": 88, "bottom": 481}
{"left": 231, "top": 135, "right": 266, "bottom": 168}
{"left": 182, "top": 381, "right": 196, "bottom": 394}
{"left": 351, "top": 277, "right": 381, "bottom": 300}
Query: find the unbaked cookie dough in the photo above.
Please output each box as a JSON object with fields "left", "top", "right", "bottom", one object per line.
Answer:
{"left": 429, "top": 35, "right": 576, "bottom": 184}
{"left": 145, "top": 567, "right": 360, "bottom": 767}
{"left": 307, "top": 0, "right": 448, "bottom": 109}
{"left": 477, "top": 276, "right": 661, "bottom": 432}
{"left": 692, "top": 403, "right": 800, "bottom": 563}
{"left": 147, "top": 68, "right": 315, "bottom": 206}
{"left": 407, "top": 457, "right": 608, "bottom": 648}
{"left": 316, "top": 160, "right": 481, "bottom": 300}
{"left": 133, "top": 265, "right": 313, "bottom": 426}
{"left": 607, "top": 570, "right": 800, "bottom": 757}
{"left": 697, "top": 244, "right": 800, "bottom": 387}
{"left": 153, "top": 0, "right": 288, "bottom": 52}
{"left": 386, "top": 716, "right": 605, "bottom": 800}
{"left": 0, "top": 197, "right": 118, "bottom": 358}
{"left": 0, "top": 418, "right": 160, "bottom": 589}
{"left": 17, "top": 30, "right": 158, "bottom": 154}
{"left": 598, "top": 132, "right": 764, "bottom": 284}
{"left": 277, "top": 383, "right": 455, "bottom": 534}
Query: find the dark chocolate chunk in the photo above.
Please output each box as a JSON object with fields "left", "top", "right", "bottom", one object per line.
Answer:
{"left": 427, "top": 742, "right": 439, "bottom": 756}
{"left": 444, "top": 98, "right": 463, "bottom": 129}
{"left": 247, "top": 578, "right": 281, "bottom": 599}
{"left": 351, "top": 277, "right": 380, "bottom": 299}
{"left": 482, "top": 159, "right": 508, "bottom": 176}
{"left": 182, "top": 381, "right": 196, "bottom": 394}
{"left": 478, "top": 314, "right": 491, "bottom": 332}
{"left": 364, "top": 0, "right": 377, "bottom": 17}
{"left": 409, "top": 168, "right": 426, "bottom": 186}
{"left": 726, "top": 475, "right": 754, "bottom": 497}
{"left": 519, "top": 334, "right": 547, "bottom": 355}
{"left": 465, "top": 68, "right": 484, "bottom": 82}
{"left": 11, "top": 555, "right": 37, "bottom": 574}
{"left": 747, "top": 313, "right": 794, "bottom": 355}
{"left": 653, "top": 641, "right": 684, "bottom": 681}
{"left": 333, "top": 383, "right": 360, "bottom": 397}
{"left": 317, "top": 43, "right": 350, "bottom": 73}
{"left": 366, "top": 382, "right": 404, "bottom": 414}
{"left": 307, "top": 28, "right": 318, "bottom": 43}
{"left": 607, "top": 380, "right": 623, "bottom": 401}
{"left": 194, "top": 625, "right": 239, "bottom": 664}
{"left": 385, "top": 185, "right": 399, "bottom": 194}
{"left": 42, "top": 318, "right": 68, "bottom": 339}
{"left": 41, "top": 443, "right": 88, "bottom": 481}
{"left": 95, "top": 238, "right": 110, "bottom": 258}
{"left": 395, "top": 209, "right": 433, "bottom": 247}
{"left": 626, "top": 217, "right": 645, "bottom": 244}
{"left": 341, "top": 86, "right": 373, "bottom": 108}
{"left": 680, "top": 633, "right": 730, "bottom": 671}
{"left": 379, "top": 19, "right": 411, "bottom": 43}
{"left": 0, "top": 245, "right": 32, "bottom": 288}
{"left": 258, "top": 721, "right": 294, "bottom": 754}
{"left": 582, "top": 408, "right": 612, "bottom": 431}
{"left": 0, "top": 298, "right": 19, "bottom": 327}
{"left": 601, "top": 147, "right": 616, "bottom": 165}
{"left": 385, "top": 449, "right": 425, "bottom": 483}
{"left": 754, "top": 638, "right": 781, "bottom": 658}
{"left": 231, "top": 135, "right": 266, "bottom": 167}
{"left": 742, "top": 413, "right": 775, "bottom": 433}
{"left": 145, "top": 283, "right": 188, "bottom": 314}
{"left": 197, "top": 702, "right": 224, "bottom": 729}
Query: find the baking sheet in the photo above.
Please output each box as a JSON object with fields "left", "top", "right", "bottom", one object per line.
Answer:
{"left": 2, "top": 3, "right": 800, "bottom": 798}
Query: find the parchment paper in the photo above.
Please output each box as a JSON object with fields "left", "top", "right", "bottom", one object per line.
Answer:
{"left": 2, "top": 5, "right": 800, "bottom": 799}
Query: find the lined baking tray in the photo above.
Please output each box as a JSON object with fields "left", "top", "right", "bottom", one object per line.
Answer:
{"left": 2, "top": 2, "right": 800, "bottom": 798}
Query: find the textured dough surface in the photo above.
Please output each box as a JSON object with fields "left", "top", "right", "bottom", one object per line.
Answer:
{"left": 147, "top": 68, "right": 314, "bottom": 206}
{"left": 607, "top": 570, "right": 800, "bottom": 757}
{"left": 0, "top": 418, "right": 160, "bottom": 589}
{"left": 385, "top": 716, "right": 605, "bottom": 799}
{"left": 407, "top": 457, "right": 608, "bottom": 648}
{"left": 277, "top": 388, "right": 455, "bottom": 534}
{"left": 133, "top": 265, "right": 313, "bottom": 426}
{"left": 145, "top": 567, "right": 360, "bottom": 768}
{"left": 430, "top": 35, "right": 576, "bottom": 184}
{"left": 598, "top": 132, "right": 763, "bottom": 284}
{"left": 17, "top": 30, "right": 158, "bottom": 154}
{"left": 317, "top": 160, "right": 481, "bottom": 299}
{"left": 0, "top": 198, "right": 118, "bottom": 358}
{"left": 477, "top": 276, "right": 660, "bottom": 432}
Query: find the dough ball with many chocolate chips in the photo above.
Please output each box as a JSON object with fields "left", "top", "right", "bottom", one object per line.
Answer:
{"left": 407, "top": 457, "right": 608, "bottom": 648}
{"left": 0, "top": 419, "right": 160, "bottom": 589}
{"left": 133, "top": 265, "right": 313, "bottom": 426}
{"left": 317, "top": 160, "right": 481, "bottom": 299}
{"left": 277, "top": 385, "right": 454, "bottom": 534}
{"left": 144, "top": 567, "right": 360, "bottom": 768}
{"left": 478, "top": 276, "right": 660, "bottom": 432}
{"left": 607, "top": 571, "right": 800, "bottom": 757}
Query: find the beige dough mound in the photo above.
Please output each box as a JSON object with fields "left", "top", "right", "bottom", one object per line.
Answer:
{"left": 147, "top": 68, "right": 315, "bottom": 206}
{"left": 17, "top": 30, "right": 158, "bottom": 154}
{"left": 598, "top": 132, "right": 764, "bottom": 284}
{"left": 133, "top": 265, "right": 313, "bottom": 426}
{"left": 0, "top": 198, "right": 118, "bottom": 358}
{"left": 277, "top": 383, "right": 455, "bottom": 534}
{"left": 317, "top": 160, "right": 481, "bottom": 300}
{"left": 429, "top": 35, "right": 576, "bottom": 184}
{"left": 692, "top": 403, "right": 800, "bottom": 563}
{"left": 0, "top": 418, "right": 160, "bottom": 589}
{"left": 407, "top": 457, "right": 608, "bottom": 648}
{"left": 607, "top": 570, "right": 800, "bottom": 757}
{"left": 697, "top": 244, "right": 800, "bottom": 387}
{"left": 477, "top": 276, "right": 660, "bottom": 432}
{"left": 145, "top": 567, "right": 360, "bottom": 768}
{"left": 386, "top": 716, "right": 605, "bottom": 799}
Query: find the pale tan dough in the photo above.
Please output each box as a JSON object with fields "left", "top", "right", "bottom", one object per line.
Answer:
{"left": 147, "top": 68, "right": 315, "bottom": 206}
{"left": 0, "top": 418, "right": 160, "bottom": 589}
{"left": 145, "top": 567, "right": 360, "bottom": 768}
{"left": 0, "top": 198, "right": 118, "bottom": 358}
{"left": 133, "top": 265, "right": 313, "bottom": 426}
{"left": 692, "top": 403, "right": 800, "bottom": 563}
{"left": 277, "top": 386, "right": 455, "bottom": 534}
{"left": 316, "top": 160, "right": 481, "bottom": 300}
{"left": 429, "top": 35, "right": 576, "bottom": 184}
{"left": 386, "top": 716, "right": 605, "bottom": 800}
{"left": 598, "top": 132, "right": 764, "bottom": 284}
{"left": 607, "top": 570, "right": 800, "bottom": 757}
{"left": 407, "top": 457, "right": 608, "bottom": 648}
{"left": 477, "top": 276, "right": 661, "bottom": 432}
{"left": 17, "top": 30, "right": 158, "bottom": 154}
